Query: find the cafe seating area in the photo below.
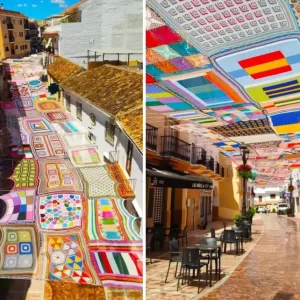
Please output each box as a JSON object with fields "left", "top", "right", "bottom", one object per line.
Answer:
{"left": 146, "top": 217, "right": 257, "bottom": 294}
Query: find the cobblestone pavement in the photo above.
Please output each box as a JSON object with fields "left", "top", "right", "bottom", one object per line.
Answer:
{"left": 201, "top": 214, "right": 300, "bottom": 300}
{"left": 146, "top": 215, "right": 264, "bottom": 300}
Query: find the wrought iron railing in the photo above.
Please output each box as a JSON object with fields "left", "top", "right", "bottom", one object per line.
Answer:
{"left": 160, "top": 136, "right": 191, "bottom": 162}
{"left": 191, "top": 146, "right": 206, "bottom": 166}
{"left": 146, "top": 124, "right": 158, "bottom": 151}
{"left": 206, "top": 156, "right": 215, "bottom": 171}
{"left": 7, "top": 23, "right": 14, "bottom": 30}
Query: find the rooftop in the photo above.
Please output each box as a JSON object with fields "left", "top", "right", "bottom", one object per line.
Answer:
{"left": 47, "top": 56, "right": 83, "bottom": 83}
{"left": 117, "top": 106, "right": 143, "bottom": 153}
{"left": 63, "top": 0, "right": 88, "bottom": 15}
{"left": 61, "top": 65, "right": 142, "bottom": 150}
{"left": 0, "top": 9, "right": 28, "bottom": 18}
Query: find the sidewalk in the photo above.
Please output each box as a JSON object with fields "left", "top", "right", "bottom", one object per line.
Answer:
{"left": 146, "top": 215, "right": 264, "bottom": 300}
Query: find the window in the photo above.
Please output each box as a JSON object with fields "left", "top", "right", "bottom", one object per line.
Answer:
{"left": 259, "top": 196, "right": 263, "bottom": 203}
{"left": 19, "top": 32, "right": 23, "bottom": 37}
{"left": 12, "top": 19, "right": 15, "bottom": 24}
{"left": 25, "top": 45, "right": 27, "bottom": 49}
{"left": 90, "top": 113, "right": 96, "bottom": 126}
{"left": 65, "top": 95, "right": 70, "bottom": 112}
{"left": 15, "top": 45, "right": 18, "bottom": 49}
{"left": 88, "top": 132, "right": 96, "bottom": 142}
{"left": 126, "top": 140, "right": 133, "bottom": 176}
{"left": 76, "top": 102, "right": 82, "bottom": 120}
{"left": 270, "top": 194, "right": 276, "bottom": 199}
{"left": 105, "top": 121, "right": 115, "bottom": 145}
{"left": 20, "top": 20, "right": 22, "bottom": 25}
{"left": 2, "top": 20, "right": 5, "bottom": 24}
{"left": 5, "top": 46, "right": 8, "bottom": 52}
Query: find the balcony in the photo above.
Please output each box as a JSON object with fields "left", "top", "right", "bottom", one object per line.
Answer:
{"left": 7, "top": 23, "right": 14, "bottom": 30}
{"left": 206, "top": 157, "right": 215, "bottom": 172}
{"left": 9, "top": 36, "right": 15, "bottom": 43}
{"left": 24, "top": 20, "right": 29, "bottom": 30}
{"left": 25, "top": 34, "right": 30, "bottom": 40}
{"left": 191, "top": 146, "right": 206, "bottom": 166}
{"left": 146, "top": 124, "right": 158, "bottom": 151}
{"left": 160, "top": 136, "right": 191, "bottom": 162}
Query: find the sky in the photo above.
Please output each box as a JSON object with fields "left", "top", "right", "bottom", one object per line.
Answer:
{"left": 2, "top": 0, "right": 80, "bottom": 20}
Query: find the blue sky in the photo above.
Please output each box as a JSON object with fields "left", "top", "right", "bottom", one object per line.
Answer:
{"left": 2, "top": 0, "right": 79, "bottom": 20}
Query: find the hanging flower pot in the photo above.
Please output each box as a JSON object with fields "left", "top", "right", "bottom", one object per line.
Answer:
{"left": 288, "top": 185, "right": 294, "bottom": 192}
{"left": 236, "top": 164, "right": 253, "bottom": 179}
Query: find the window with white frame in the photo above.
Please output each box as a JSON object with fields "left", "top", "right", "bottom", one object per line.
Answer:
{"left": 76, "top": 102, "right": 82, "bottom": 120}
{"left": 105, "top": 121, "right": 115, "bottom": 145}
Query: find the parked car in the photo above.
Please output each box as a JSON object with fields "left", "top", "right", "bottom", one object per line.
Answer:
{"left": 258, "top": 207, "right": 267, "bottom": 213}
{"left": 277, "top": 203, "right": 289, "bottom": 214}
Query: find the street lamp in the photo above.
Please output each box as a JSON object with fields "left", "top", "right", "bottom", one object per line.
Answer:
{"left": 288, "top": 175, "right": 295, "bottom": 217}
{"left": 239, "top": 144, "right": 250, "bottom": 217}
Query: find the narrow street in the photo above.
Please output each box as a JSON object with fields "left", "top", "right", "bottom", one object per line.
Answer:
{"left": 202, "top": 214, "right": 300, "bottom": 300}
{"left": 0, "top": 56, "right": 142, "bottom": 299}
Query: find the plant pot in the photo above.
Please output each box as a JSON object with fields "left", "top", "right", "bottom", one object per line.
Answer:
{"left": 288, "top": 214, "right": 295, "bottom": 217}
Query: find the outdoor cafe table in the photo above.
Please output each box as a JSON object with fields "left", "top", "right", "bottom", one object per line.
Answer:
{"left": 194, "top": 244, "right": 221, "bottom": 287}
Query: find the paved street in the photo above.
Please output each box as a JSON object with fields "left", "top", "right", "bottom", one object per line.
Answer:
{"left": 201, "top": 214, "right": 300, "bottom": 300}
{"left": 147, "top": 214, "right": 300, "bottom": 300}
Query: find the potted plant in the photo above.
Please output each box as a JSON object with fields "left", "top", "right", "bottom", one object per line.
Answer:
{"left": 286, "top": 208, "right": 292, "bottom": 216}
{"left": 246, "top": 206, "right": 256, "bottom": 224}
{"left": 234, "top": 214, "right": 243, "bottom": 227}
{"left": 288, "top": 185, "right": 294, "bottom": 193}
{"left": 236, "top": 164, "right": 253, "bottom": 179}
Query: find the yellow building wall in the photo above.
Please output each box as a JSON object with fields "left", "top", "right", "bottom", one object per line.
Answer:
{"left": 218, "top": 153, "right": 241, "bottom": 220}
{"left": 0, "top": 14, "right": 31, "bottom": 59}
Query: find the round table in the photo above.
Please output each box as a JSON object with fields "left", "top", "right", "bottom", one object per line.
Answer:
{"left": 194, "top": 244, "right": 221, "bottom": 287}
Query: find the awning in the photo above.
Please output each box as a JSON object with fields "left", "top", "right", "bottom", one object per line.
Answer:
{"left": 45, "top": 38, "right": 52, "bottom": 48}
{"left": 147, "top": 164, "right": 213, "bottom": 190}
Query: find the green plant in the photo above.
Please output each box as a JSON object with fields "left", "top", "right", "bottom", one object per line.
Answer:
{"left": 272, "top": 208, "right": 276, "bottom": 213}
{"left": 246, "top": 206, "right": 256, "bottom": 217}
{"left": 234, "top": 214, "right": 243, "bottom": 227}
{"left": 286, "top": 208, "right": 292, "bottom": 215}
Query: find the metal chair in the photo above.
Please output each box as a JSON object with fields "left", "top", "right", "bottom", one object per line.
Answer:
{"left": 165, "top": 239, "right": 181, "bottom": 283}
{"left": 152, "top": 226, "right": 165, "bottom": 253}
{"left": 177, "top": 247, "right": 208, "bottom": 293}
{"left": 178, "top": 225, "right": 188, "bottom": 247}
{"left": 146, "top": 233, "right": 153, "bottom": 264}
{"left": 200, "top": 237, "right": 221, "bottom": 280}
{"left": 222, "top": 230, "right": 240, "bottom": 255}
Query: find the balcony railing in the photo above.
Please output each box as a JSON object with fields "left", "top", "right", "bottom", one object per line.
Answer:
{"left": 24, "top": 21, "right": 29, "bottom": 29}
{"left": 160, "top": 136, "right": 191, "bottom": 162}
{"left": 146, "top": 124, "right": 158, "bottom": 151}
{"left": 206, "top": 157, "right": 215, "bottom": 172}
{"left": 9, "top": 36, "right": 15, "bottom": 43}
{"left": 7, "top": 23, "right": 14, "bottom": 30}
{"left": 109, "top": 151, "right": 119, "bottom": 164}
{"left": 191, "top": 146, "right": 206, "bottom": 166}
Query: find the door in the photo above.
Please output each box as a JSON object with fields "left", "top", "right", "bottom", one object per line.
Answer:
{"left": 126, "top": 140, "right": 133, "bottom": 176}
{"left": 186, "top": 198, "right": 196, "bottom": 230}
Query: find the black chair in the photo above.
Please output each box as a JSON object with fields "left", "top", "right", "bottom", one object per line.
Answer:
{"left": 222, "top": 230, "right": 240, "bottom": 255}
{"left": 146, "top": 233, "right": 153, "bottom": 264}
{"left": 152, "top": 226, "right": 165, "bottom": 253}
{"left": 210, "top": 228, "right": 215, "bottom": 238}
{"left": 165, "top": 239, "right": 181, "bottom": 283}
{"left": 177, "top": 247, "right": 208, "bottom": 293}
{"left": 178, "top": 226, "right": 188, "bottom": 247}
{"left": 199, "top": 237, "right": 221, "bottom": 280}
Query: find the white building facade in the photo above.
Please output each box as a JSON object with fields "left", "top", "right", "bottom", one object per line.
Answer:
{"left": 43, "top": 0, "right": 143, "bottom": 67}
{"left": 63, "top": 90, "right": 143, "bottom": 227}
{"left": 254, "top": 187, "right": 285, "bottom": 211}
